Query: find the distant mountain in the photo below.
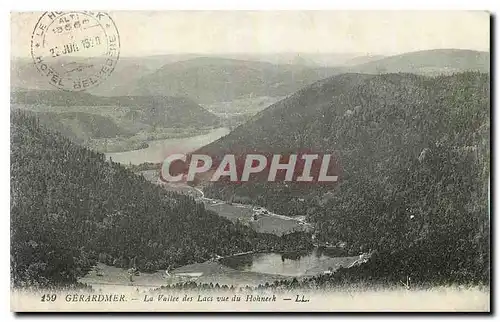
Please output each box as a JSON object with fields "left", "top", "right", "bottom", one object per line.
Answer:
{"left": 10, "top": 55, "right": 203, "bottom": 95}
{"left": 197, "top": 73, "right": 376, "bottom": 154}
{"left": 98, "top": 50, "right": 489, "bottom": 103}
{"left": 112, "top": 57, "right": 338, "bottom": 103}
{"left": 11, "top": 90, "right": 221, "bottom": 129}
{"left": 11, "top": 49, "right": 489, "bottom": 107}
{"left": 181, "top": 52, "right": 362, "bottom": 67}
{"left": 200, "top": 71, "right": 489, "bottom": 173}
{"left": 342, "top": 55, "right": 386, "bottom": 66}
{"left": 348, "top": 49, "right": 490, "bottom": 75}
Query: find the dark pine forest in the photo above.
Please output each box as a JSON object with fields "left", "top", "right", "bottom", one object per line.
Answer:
{"left": 10, "top": 71, "right": 490, "bottom": 289}
{"left": 10, "top": 111, "right": 311, "bottom": 288}
{"left": 202, "top": 72, "right": 490, "bottom": 285}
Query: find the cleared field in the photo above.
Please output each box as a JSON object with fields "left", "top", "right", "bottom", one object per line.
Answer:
{"left": 143, "top": 177, "right": 309, "bottom": 236}
{"left": 203, "top": 201, "right": 309, "bottom": 236}
{"left": 171, "top": 261, "right": 289, "bottom": 287}
{"left": 249, "top": 216, "right": 309, "bottom": 236}
{"left": 78, "top": 261, "right": 289, "bottom": 292}
{"left": 79, "top": 263, "right": 169, "bottom": 289}
{"left": 203, "top": 96, "right": 286, "bottom": 115}
{"left": 204, "top": 203, "right": 255, "bottom": 223}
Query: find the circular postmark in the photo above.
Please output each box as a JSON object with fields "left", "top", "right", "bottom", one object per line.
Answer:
{"left": 31, "top": 11, "right": 120, "bottom": 91}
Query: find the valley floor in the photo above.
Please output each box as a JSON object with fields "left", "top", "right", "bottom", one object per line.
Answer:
{"left": 79, "top": 262, "right": 290, "bottom": 293}
{"left": 144, "top": 178, "right": 312, "bottom": 236}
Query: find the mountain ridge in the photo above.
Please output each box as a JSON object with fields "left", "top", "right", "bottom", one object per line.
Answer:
{"left": 11, "top": 90, "right": 221, "bottom": 129}
{"left": 116, "top": 57, "right": 338, "bottom": 103}
{"left": 10, "top": 110, "right": 311, "bottom": 287}
{"left": 197, "top": 71, "right": 489, "bottom": 284}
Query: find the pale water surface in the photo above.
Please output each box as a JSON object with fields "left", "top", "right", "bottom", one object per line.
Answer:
{"left": 105, "top": 127, "right": 230, "bottom": 164}
{"left": 221, "top": 249, "right": 359, "bottom": 277}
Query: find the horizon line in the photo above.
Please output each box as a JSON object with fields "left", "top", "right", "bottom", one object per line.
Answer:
{"left": 10, "top": 47, "right": 490, "bottom": 60}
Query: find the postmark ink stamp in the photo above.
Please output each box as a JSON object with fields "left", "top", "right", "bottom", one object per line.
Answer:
{"left": 31, "top": 11, "right": 120, "bottom": 91}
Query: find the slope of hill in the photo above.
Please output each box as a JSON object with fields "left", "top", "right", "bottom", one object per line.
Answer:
{"left": 12, "top": 49, "right": 488, "bottom": 106}
{"left": 97, "top": 50, "right": 489, "bottom": 103}
{"left": 10, "top": 111, "right": 311, "bottom": 288}
{"left": 198, "top": 73, "right": 375, "bottom": 154}
{"left": 11, "top": 90, "right": 221, "bottom": 129}
{"left": 342, "top": 55, "right": 386, "bottom": 66}
{"left": 217, "top": 52, "right": 362, "bottom": 67}
{"left": 114, "top": 57, "right": 338, "bottom": 103}
{"left": 200, "top": 71, "right": 489, "bottom": 154}
{"left": 198, "top": 71, "right": 490, "bottom": 284}
{"left": 10, "top": 55, "right": 199, "bottom": 94}
{"left": 34, "top": 111, "right": 130, "bottom": 142}
{"left": 349, "top": 49, "right": 490, "bottom": 75}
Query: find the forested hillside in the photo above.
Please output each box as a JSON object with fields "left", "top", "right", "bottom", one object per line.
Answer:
{"left": 116, "top": 57, "right": 337, "bottom": 103}
{"left": 10, "top": 111, "right": 311, "bottom": 288}
{"left": 34, "top": 111, "right": 131, "bottom": 142}
{"left": 200, "top": 72, "right": 490, "bottom": 284}
{"left": 108, "top": 50, "right": 488, "bottom": 103}
{"left": 11, "top": 55, "right": 194, "bottom": 94}
{"left": 349, "top": 49, "right": 490, "bottom": 75}
{"left": 11, "top": 90, "right": 221, "bottom": 128}
{"left": 11, "top": 90, "right": 223, "bottom": 153}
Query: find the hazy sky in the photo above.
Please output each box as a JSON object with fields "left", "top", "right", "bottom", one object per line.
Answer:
{"left": 11, "top": 11, "right": 490, "bottom": 57}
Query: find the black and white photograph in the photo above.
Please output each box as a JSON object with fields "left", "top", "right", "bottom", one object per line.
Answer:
{"left": 9, "top": 10, "right": 491, "bottom": 312}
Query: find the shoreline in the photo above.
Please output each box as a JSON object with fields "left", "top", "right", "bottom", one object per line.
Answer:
{"left": 92, "top": 127, "right": 218, "bottom": 154}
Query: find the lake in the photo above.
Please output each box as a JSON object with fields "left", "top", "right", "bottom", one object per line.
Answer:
{"left": 220, "top": 249, "right": 361, "bottom": 277}
{"left": 105, "top": 127, "right": 230, "bottom": 165}
{"left": 81, "top": 249, "right": 362, "bottom": 291}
